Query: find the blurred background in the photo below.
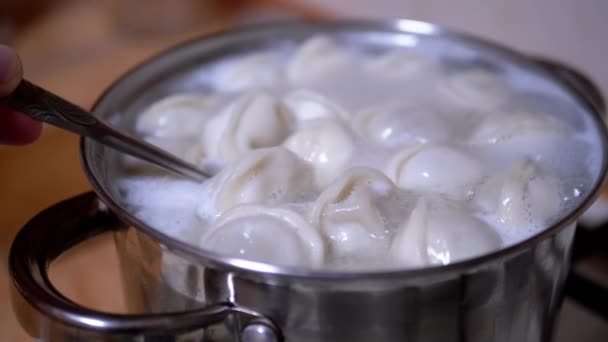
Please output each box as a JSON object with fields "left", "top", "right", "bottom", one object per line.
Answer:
{"left": 0, "top": 0, "right": 607, "bottom": 340}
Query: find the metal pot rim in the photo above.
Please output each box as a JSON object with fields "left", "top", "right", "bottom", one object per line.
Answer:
{"left": 81, "top": 18, "right": 608, "bottom": 281}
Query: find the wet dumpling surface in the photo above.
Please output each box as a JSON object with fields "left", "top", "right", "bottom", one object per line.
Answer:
{"left": 386, "top": 144, "right": 485, "bottom": 199}
{"left": 439, "top": 69, "right": 510, "bottom": 111}
{"left": 354, "top": 102, "right": 452, "bottom": 146}
{"left": 136, "top": 93, "right": 215, "bottom": 137}
{"left": 284, "top": 120, "right": 353, "bottom": 187}
{"left": 283, "top": 89, "right": 350, "bottom": 123}
{"left": 201, "top": 147, "right": 313, "bottom": 216}
{"left": 214, "top": 52, "right": 281, "bottom": 92}
{"left": 311, "top": 168, "right": 396, "bottom": 261}
{"left": 475, "top": 158, "right": 562, "bottom": 229}
{"left": 286, "top": 35, "right": 352, "bottom": 84}
{"left": 390, "top": 198, "right": 501, "bottom": 267}
{"left": 202, "top": 91, "right": 292, "bottom": 162}
{"left": 469, "top": 110, "right": 569, "bottom": 145}
{"left": 200, "top": 205, "right": 324, "bottom": 267}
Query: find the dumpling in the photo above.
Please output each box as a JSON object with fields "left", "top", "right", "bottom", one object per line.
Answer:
{"left": 136, "top": 93, "right": 215, "bottom": 137}
{"left": 386, "top": 144, "right": 485, "bottom": 199}
{"left": 283, "top": 120, "right": 353, "bottom": 187}
{"left": 214, "top": 52, "right": 280, "bottom": 92}
{"left": 389, "top": 198, "right": 428, "bottom": 266}
{"left": 283, "top": 89, "right": 350, "bottom": 123}
{"left": 311, "top": 167, "right": 396, "bottom": 259}
{"left": 475, "top": 158, "right": 561, "bottom": 229}
{"left": 201, "top": 147, "right": 313, "bottom": 216}
{"left": 439, "top": 69, "right": 510, "bottom": 111}
{"left": 390, "top": 198, "right": 501, "bottom": 267}
{"left": 121, "top": 136, "right": 204, "bottom": 172}
{"left": 369, "top": 50, "right": 439, "bottom": 79}
{"left": 468, "top": 110, "right": 569, "bottom": 145}
{"left": 353, "top": 102, "right": 451, "bottom": 146}
{"left": 199, "top": 205, "right": 325, "bottom": 267}
{"left": 202, "top": 91, "right": 292, "bottom": 162}
{"left": 286, "top": 35, "right": 351, "bottom": 84}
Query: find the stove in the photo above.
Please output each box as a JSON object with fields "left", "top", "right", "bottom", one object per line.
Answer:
{"left": 555, "top": 199, "right": 608, "bottom": 341}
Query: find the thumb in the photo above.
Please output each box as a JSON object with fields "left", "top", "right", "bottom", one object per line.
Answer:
{"left": 0, "top": 44, "right": 22, "bottom": 96}
{"left": 0, "top": 45, "right": 42, "bottom": 145}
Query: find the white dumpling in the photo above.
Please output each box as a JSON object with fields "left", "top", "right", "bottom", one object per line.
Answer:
{"left": 389, "top": 198, "right": 428, "bottom": 266}
{"left": 214, "top": 52, "right": 280, "bottom": 92}
{"left": 353, "top": 102, "right": 451, "bottom": 146}
{"left": 390, "top": 198, "right": 501, "bottom": 267}
{"left": 283, "top": 89, "right": 350, "bottom": 123}
{"left": 283, "top": 120, "right": 353, "bottom": 187}
{"left": 311, "top": 167, "right": 395, "bottom": 259}
{"left": 475, "top": 158, "right": 561, "bottom": 229}
{"left": 202, "top": 91, "right": 292, "bottom": 162}
{"left": 199, "top": 205, "right": 325, "bottom": 267}
{"left": 202, "top": 147, "right": 313, "bottom": 215}
{"left": 439, "top": 69, "right": 510, "bottom": 111}
{"left": 121, "top": 136, "right": 204, "bottom": 172}
{"left": 468, "top": 110, "right": 569, "bottom": 145}
{"left": 386, "top": 144, "right": 485, "bottom": 199}
{"left": 136, "top": 94, "right": 214, "bottom": 137}
{"left": 286, "top": 35, "right": 351, "bottom": 84}
{"left": 369, "top": 50, "right": 439, "bottom": 79}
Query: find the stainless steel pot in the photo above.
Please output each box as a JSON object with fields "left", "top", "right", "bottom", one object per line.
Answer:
{"left": 9, "top": 20, "right": 608, "bottom": 342}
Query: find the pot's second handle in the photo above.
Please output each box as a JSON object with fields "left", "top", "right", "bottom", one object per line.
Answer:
{"left": 532, "top": 57, "right": 606, "bottom": 113}
{"left": 9, "top": 192, "right": 280, "bottom": 341}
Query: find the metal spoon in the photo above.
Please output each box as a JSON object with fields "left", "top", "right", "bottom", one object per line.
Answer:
{"left": 1, "top": 80, "right": 210, "bottom": 182}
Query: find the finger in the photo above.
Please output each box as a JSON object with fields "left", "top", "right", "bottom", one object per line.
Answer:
{"left": 0, "top": 45, "right": 42, "bottom": 144}
{"left": 0, "top": 106, "right": 43, "bottom": 145}
{"left": 0, "top": 44, "right": 22, "bottom": 96}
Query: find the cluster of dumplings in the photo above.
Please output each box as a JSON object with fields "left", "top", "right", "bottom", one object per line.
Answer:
{"left": 120, "top": 35, "right": 578, "bottom": 270}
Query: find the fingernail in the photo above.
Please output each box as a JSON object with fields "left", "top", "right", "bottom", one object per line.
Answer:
{"left": 0, "top": 45, "right": 20, "bottom": 84}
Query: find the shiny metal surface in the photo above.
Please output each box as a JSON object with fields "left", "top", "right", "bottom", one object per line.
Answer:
{"left": 9, "top": 19, "right": 608, "bottom": 341}
{"left": 0, "top": 80, "right": 210, "bottom": 182}
{"left": 241, "top": 322, "right": 280, "bottom": 342}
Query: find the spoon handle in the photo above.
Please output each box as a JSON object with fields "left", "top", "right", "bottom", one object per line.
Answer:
{"left": 2, "top": 80, "right": 209, "bottom": 182}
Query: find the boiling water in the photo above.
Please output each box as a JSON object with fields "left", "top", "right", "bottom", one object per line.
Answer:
{"left": 116, "top": 35, "right": 602, "bottom": 270}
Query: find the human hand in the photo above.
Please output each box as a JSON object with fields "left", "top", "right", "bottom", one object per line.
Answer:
{"left": 0, "top": 45, "right": 42, "bottom": 145}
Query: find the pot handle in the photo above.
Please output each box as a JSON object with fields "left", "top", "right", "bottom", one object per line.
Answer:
{"left": 9, "top": 192, "right": 281, "bottom": 342}
{"left": 532, "top": 57, "right": 606, "bottom": 113}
